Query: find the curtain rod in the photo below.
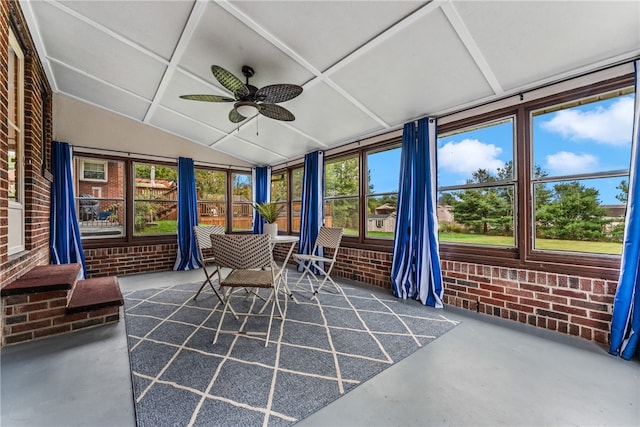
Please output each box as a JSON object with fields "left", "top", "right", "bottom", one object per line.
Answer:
{"left": 71, "top": 145, "right": 252, "bottom": 171}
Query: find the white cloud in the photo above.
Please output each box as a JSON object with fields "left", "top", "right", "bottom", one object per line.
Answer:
{"left": 540, "top": 96, "right": 633, "bottom": 145}
{"left": 545, "top": 151, "right": 598, "bottom": 175}
{"left": 438, "top": 139, "right": 504, "bottom": 174}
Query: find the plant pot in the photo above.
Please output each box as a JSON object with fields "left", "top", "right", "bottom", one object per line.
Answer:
{"left": 263, "top": 223, "right": 278, "bottom": 238}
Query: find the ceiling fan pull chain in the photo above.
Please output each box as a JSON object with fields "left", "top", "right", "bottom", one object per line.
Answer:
{"left": 256, "top": 115, "right": 259, "bottom": 136}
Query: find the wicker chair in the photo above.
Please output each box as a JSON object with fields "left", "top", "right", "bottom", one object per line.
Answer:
{"left": 193, "top": 225, "right": 226, "bottom": 302}
{"left": 210, "top": 234, "right": 284, "bottom": 346}
{"left": 292, "top": 226, "right": 343, "bottom": 298}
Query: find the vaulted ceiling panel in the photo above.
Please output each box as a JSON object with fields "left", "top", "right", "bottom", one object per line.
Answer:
{"left": 147, "top": 106, "right": 227, "bottom": 147}
{"left": 178, "top": 1, "right": 314, "bottom": 90}
{"left": 50, "top": 62, "right": 151, "bottom": 120}
{"left": 30, "top": 1, "right": 167, "bottom": 99}
{"left": 57, "top": 0, "right": 194, "bottom": 59}
{"left": 233, "top": 118, "right": 325, "bottom": 163}
{"left": 211, "top": 135, "right": 288, "bottom": 165}
{"left": 230, "top": 0, "right": 430, "bottom": 72}
{"left": 454, "top": 1, "right": 640, "bottom": 91}
{"left": 284, "top": 81, "right": 384, "bottom": 146}
{"left": 329, "top": 6, "right": 494, "bottom": 125}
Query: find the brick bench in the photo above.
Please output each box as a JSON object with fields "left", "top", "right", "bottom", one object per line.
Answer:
{"left": 1, "top": 264, "right": 124, "bottom": 346}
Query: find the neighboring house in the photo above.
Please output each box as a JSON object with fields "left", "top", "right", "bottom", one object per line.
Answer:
{"left": 367, "top": 204, "right": 396, "bottom": 233}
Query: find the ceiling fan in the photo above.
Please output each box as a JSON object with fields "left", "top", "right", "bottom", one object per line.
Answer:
{"left": 180, "top": 65, "right": 303, "bottom": 123}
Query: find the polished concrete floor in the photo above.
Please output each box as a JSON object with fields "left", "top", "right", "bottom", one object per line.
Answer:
{"left": 2, "top": 269, "right": 639, "bottom": 427}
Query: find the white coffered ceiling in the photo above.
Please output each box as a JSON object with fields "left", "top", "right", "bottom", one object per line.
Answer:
{"left": 21, "top": 0, "right": 640, "bottom": 166}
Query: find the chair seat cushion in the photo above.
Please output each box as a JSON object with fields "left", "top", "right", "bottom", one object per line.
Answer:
{"left": 293, "top": 254, "right": 332, "bottom": 263}
{"left": 222, "top": 269, "right": 281, "bottom": 288}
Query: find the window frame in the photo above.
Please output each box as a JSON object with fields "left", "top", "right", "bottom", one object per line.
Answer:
{"left": 80, "top": 159, "right": 108, "bottom": 182}
{"left": 7, "top": 27, "right": 25, "bottom": 255}
{"left": 437, "top": 75, "right": 634, "bottom": 280}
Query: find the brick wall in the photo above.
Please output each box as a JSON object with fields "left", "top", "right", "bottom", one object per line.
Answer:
{"left": 2, "top": 290, "right": 119, "bottom": 346}
{"left": 83, "top": 243, "right": 179, "bottom": 277}
{"left": 1, "top": 0, "right": 52, "bottom": 289}
{"left": 274, "top": 244, "right": 616, "bottom": 345}
{"left": 441, "top": 260, "right": 615, "bottom": 345}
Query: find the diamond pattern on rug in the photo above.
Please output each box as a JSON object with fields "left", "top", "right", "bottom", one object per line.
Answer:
{"left": 124, "top": 272, "right": 459, "bottom": 427}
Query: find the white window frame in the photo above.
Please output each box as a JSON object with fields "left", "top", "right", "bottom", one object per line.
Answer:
{"left": 8, "top": 29, "right": 25, "bottom": 255}
{"left": 80, "top": 159, "right": 108, "bottom": 182}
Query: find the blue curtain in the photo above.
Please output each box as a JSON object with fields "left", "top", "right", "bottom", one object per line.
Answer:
{"left": 298, "top": 151, "right": 324, "bottom": 267}
{"left": 252, "top": 166, "right": 271, "bottom": 234}
{"left": 609, "top": 60, "right": 640, "bottom": 360}
{"left": 174, "top": 157, "right": 200, "bottom": 270}
{"left": 50, "top": 141, "right": 86, "bottom": 279}
{"left": 391, "top": 118, "right": 444, "bottom": 307}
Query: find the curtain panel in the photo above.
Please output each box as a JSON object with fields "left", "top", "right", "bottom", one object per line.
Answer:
{"left": 298, "top": 151, "right": 325, "bottom": 268}
{"left": 174, "top": 157, "right": 200, "bottom": 270}
{"left": 609, "top": 60, "right": 640, "bottom": 360}
{"left": 252, "top": 166, "right": 271, "bottom": 234}
{"left": 50, "top": 141, "right": 86, "bottom": 279}
{"left": 390, "top": 118, "right": 444, "bottom": 307}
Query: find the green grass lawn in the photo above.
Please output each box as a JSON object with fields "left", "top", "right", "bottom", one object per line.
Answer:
{"left": 137, "top": 220, "right": 178, "bottom": 234}
{"left": 439, "top": 232, "right": 622, "bottom": 255}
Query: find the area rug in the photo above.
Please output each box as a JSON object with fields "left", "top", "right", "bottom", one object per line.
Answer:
{"left": 123, "top": 271, "right": 459, "bottom": 427}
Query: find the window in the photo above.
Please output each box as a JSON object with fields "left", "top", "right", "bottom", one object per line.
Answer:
{"left": 366, "top": 145, "right": 401, "bottom": 239}
{"left": 232, "top": 172, "right": 252, "bottom": 231}
{"left": 325, "top": 155, "right": 359, "bottom": 236}
{"left": 75, "top": 157, "right": 125, "bottom": 239}
{"left": 435, "top": 74, "right": 635, "bottom": 278}
{"left": 134, "top": 162, "right": 178, "bottom": 235}
{"left": 437, "top": 118, "right": 516, "bottom": 247}
{"left": 271, "top": 170, "right": 288, "bottom": 232}
{"left": 531, "top": 89, "right": 633, "bottom": 255}
{"left": 7, "top": 28, "right": 25, "bottom": 254}
{"left": 195, "top": 168, "right": 227, "bottom": 229}
{"left": 80, "top": 159, "right": 107, "bottom": 181}
{"left": 288, "top": 167, "right": 303, "bottom": 233}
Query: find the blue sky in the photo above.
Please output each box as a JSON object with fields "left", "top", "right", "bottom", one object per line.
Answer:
{"left": 437, "top": 94, "right": 634, "bottom": 205}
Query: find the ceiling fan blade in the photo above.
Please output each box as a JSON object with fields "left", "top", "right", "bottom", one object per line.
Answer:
{"left": 259, "top": 103, "right": 295, "bottom": 121}
{"left": 211, "top": 65, "right": 249, "bottom": 99}
{"left": 229, "top": 108, "right": 247, "bottom": 123}
{"left": 255, "top": 84, "right": 303, "bottom": 103}
{"left": 180, "top": 94, "right": 235, "bottom": 102}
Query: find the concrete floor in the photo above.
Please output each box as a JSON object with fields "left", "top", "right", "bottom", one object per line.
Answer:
{"left": 2, "top": 269, "right": 639, "bottom": 427}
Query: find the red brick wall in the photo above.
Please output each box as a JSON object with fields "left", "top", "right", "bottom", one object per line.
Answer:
{"left": 1, "top": 0, "right": 52, "bottom": 289}
{"left": 441, "top": 260, "right": 615, "bottom": 345}
{"left": 274, "top": 244, "right": 616, "bottom": 345}
{"left": 83, "top": 243, "right": 179, "bottom": 277}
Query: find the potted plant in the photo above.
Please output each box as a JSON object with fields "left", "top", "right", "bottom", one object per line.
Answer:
{"left": 253, "top": 201, "right": 283, "bottom": 237}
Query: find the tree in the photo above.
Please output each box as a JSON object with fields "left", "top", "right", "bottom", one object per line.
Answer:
{"left": 325, "top": 158, "right": 360, "bottom": 229}
{"left": 536, "top": 181, "right": 608, "bottom": 241}
{"left": 616, "top": 179, "right": 629, "bottom": 204}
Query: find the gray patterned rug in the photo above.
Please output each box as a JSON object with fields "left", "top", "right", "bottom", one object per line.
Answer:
{"left": 123, "top": 271, "right": 459, "bottom": 426}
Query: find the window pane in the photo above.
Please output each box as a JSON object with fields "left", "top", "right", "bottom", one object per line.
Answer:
{"left": 366, "top": 195, "right": 397, "bottom": 239}
{"left": 438, "top": 186, "right": 515, "bottom": 247}
{"left": 232, "top": 172, "right": 252, "bottom": 231}
{"left": 195, "top": 169, "right": 226, "bottom": 229}
{"left": 325, "top": 156, "right": 359, "bottom": 236}
{"left": 438, "top": 119, "right": 514, "bottom": 188}
{"left": 532, "top": 93, "right": 633, "bottom": 178}
{"left": 534, "top": 178, "right": 626, "bottom": 254}
{"left": 325, "top": 156, "right": 359, "bottom": 197}
{"left": 76, "top": 158, "right": 126, "bottom": 239}
{"left": 531, "top": 91, "right": 632, "bottom": 255}
{"left": 291, "top": 168, "right": 303, "bottom": 232}
{"left": 325, "top": 198, "right": 359, "bottom": 236}
{"left": 366, "top": 146, "right": 400, "bottom": 239}
{"left": 134, "top": 163, "right": 177, "bottom": 235}
{"left": 271, "top": 171, "right": 288, "bottom": 232}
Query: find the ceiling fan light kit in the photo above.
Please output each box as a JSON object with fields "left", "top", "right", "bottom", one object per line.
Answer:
{"left": 180, "top": 65, "right": 302, "bottom": 124}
